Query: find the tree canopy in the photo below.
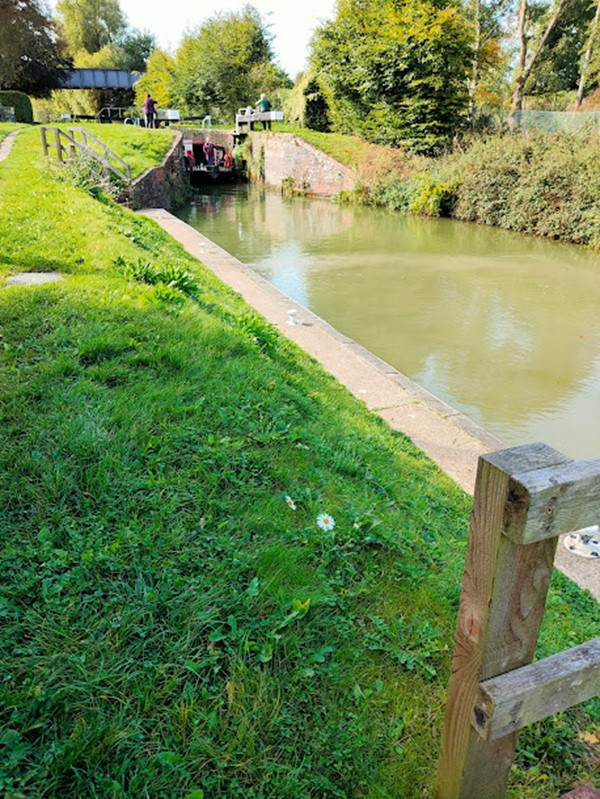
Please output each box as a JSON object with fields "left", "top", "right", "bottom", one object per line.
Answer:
{"left": 0, "top": 0, "right": 72, "bottom": 97}
{"left": 56, "top": 0, "right": 126, "bottom": 55}
{"left": 170, "top": 4, "right": 291, "bottom": 122}
{"left": 310, "top": 0, "right": 473, "bottom": 151}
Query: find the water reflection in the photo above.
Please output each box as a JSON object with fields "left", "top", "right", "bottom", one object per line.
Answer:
{"left": 178, "top": 185, "right": 600, "bottom": 459}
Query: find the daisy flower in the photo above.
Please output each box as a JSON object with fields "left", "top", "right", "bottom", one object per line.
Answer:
{"left": 285, "top": 495, "right": 297, "bottom": 510}
{"left": 317, "top": 513, "right": 335, "bottom": 531}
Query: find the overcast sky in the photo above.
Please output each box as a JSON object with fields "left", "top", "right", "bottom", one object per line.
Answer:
{"left": 49, "top": 0, "right": 337, "bottom": 79}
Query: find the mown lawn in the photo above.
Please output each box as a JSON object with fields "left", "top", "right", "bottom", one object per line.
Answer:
{"left": 1, "top": 123, "right": 598, "bottom": 799}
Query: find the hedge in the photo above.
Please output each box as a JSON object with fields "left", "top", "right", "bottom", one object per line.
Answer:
{"left": 0, "top": 91, "right": 33, "bottom": 124}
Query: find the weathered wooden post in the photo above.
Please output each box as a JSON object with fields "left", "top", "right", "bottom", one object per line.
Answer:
{"left": 435, "top": 442, "right": 600, "bottom": 799}
{"left": 40, "top": 127, "right": 48, "bottom": 157}
{"left": 53, "top": 127, "right": 63, "bottom": 163}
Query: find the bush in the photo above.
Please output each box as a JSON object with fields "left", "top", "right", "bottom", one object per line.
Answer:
{"left": 348, "top": 129, "right": 600, "bottom": 246}
{"left": 453, "top": 131, "right": 600, "bottom": 248}
{"left": 0, "top": 91, "right": 33, "bottom": 124}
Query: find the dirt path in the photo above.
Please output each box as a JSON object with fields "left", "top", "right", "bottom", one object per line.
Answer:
{"left": 0, "top": 130, "right": 19, "bottom": 162}
{"left": 141, "top": 207, "right": 598, "bottom": 601}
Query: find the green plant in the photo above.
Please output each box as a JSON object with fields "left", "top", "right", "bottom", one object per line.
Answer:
{"left": 48, "top": 148, "right": 124, "bottom": 202}
{"left": 0, "top": 91, "right": 33, "bottom": 123}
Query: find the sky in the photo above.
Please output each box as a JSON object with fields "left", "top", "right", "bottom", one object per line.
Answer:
{"left": 50, "top": 1, "right": 338, "bottom": 79}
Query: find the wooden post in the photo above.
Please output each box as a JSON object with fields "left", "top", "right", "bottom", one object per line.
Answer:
{"left": 435, "top": 443, "right": 573, "bottom": 799}
{"left": 54, "top": 127, "right": 63, "bottom": 162}
{"left": 40, "top": 127, "right": 48, "bottom": 157}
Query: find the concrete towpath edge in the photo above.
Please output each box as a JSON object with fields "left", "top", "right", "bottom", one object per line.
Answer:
{"left": 139, "top": 207, "right": 598, "bottom": 601}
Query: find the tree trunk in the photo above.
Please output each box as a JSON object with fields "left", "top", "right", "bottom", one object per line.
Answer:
{"left": 511, "top": 0, "right": 568, "bottom": 112}
{"left": 576, "top": 0, "right": 600, "bottom": 108}
{"left": 468, "top": 0, "right": 482, "bottom": 124}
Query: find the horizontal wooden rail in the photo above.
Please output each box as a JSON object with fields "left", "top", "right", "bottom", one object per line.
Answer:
{"left": 40, "top": 126, "right": 131, "bottom": 185}
{"left": 474, "top": 637, "right": 600, "bottom": 740}
{"left": 68, "top": 127, "right": 131, "bottom": 181}
{"left": 504, "top": 457, "right": 600, "bottom": 544}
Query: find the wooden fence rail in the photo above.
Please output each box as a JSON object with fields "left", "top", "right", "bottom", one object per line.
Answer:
{"left": 40, "top": 126, "right": 131, "bottom": 184}
{"left": 435, "top": 442, "right": 600, "bottom": 799}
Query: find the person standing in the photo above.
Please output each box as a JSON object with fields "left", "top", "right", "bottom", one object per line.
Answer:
{"left": 255, "top": 93, "right": 272, "bottom": 130}
{"left": 143, "top": 94, "right": 157, "bottom": 128}
{"left": 202, "top": 140, "right": 215, "bottom": 165}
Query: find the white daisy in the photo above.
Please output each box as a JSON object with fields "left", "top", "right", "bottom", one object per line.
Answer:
{"left": 317, "top": 513, "right": 335, "bottom": 531}
{"left": 285, "top": 495, "right": 297, "bottom": 510}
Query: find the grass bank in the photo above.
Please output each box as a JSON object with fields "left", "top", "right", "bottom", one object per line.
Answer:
{"left": 1, "top": 123, "right": 598, "bottom": 799}
{"left": 285, "top": 125, "right": 600, "bottom": 249}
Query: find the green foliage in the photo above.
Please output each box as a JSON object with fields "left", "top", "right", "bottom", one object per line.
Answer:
{"left": 170, "top": 5, "right": 290, "bottom": 123}
{"left": 115, "top": 255, "right": 201, "bottom": 308}
{"left": 321, "top": 123, "right": 600, "bottom": 245}
{"left": 452, "top": 130, "right": 600, "bottom": 247}
{"left": 48, "top": 148, "right": 123, "bottom": 203}
{"left": 310, "top": 0, "right": 473, "bottom": 153}
{"left": 135, "top": 49, "right": 176, "bottom": 108}
{"left": 283, "top": 69, "right": 331, "bottom": 132}
{"left": 56, "top": 0, "right": 126, "bottom": 55}
{"left": 0, "top": 0, "right": 72, "bottom": 98}
{"left": 527, "top": 0, "right": 598, "bottom": 96}
{"left": 0, "top": 91, "right": 33, "bottom": 123}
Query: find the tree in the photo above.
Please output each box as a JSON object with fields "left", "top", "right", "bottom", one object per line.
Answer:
{"left": 310, "top": 0, "right": 473, "bottom": 152}
{"left": 116, "top": 29, "right": 156, "bottom": 72}
{"left": 524, "top": 0, "right": 597, "bottom": 96}
{"left": 466, "top": 0, "right": 512, "bottom": 120}
{"left": 511, "top": 0, "right": 569, "bottom": 111}
{"left": 0, "top": 0, "right": 72, "bottom": 97}
{"left": 576, "top": 0, "right": 600, "bottom": 105}
{"left": 135, "top": 48, "right": 176, "bottom": 108}
{"left": 56, "top": 0, "right": 126, "bottom": 55}
{"left": 171, "top": 4, "right": 290, "bottom": 122}
{"left": 284, "top": 68, "right": 331, "bottom": 131}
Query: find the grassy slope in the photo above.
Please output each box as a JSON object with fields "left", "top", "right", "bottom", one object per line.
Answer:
{"left": 0, "top": 123, "right": 598, "bottom": 799}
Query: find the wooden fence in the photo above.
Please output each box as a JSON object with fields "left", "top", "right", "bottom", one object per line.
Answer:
{"left": 435, "top": 442, "right": 600, "bottom": 799}
{"left": 40, "top": 126, "right": 131, "bottom": 184}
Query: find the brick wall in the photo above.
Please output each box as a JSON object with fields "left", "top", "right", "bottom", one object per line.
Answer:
{"left": 131, "top": 132, "right": 190, "bottom": 211}
{"left": 250, "top": 133, "right": 357, "bottom": 197}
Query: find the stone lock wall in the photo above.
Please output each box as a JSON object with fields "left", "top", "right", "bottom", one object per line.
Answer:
{"left": 250, "top": 133, "right": 357, "bottom": 197}
{"left": 130, "top": 129, "right": 357, "bottom": 207}
{"left": 131, "top": 132, "right": 190, "bottom": 211}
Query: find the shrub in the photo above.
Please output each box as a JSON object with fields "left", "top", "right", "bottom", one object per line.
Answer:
{"left": 453, "top": 131, "right": 600, "bottom": 247}
{"left": 0, "top": 91, "right": 33, "bottom": 124}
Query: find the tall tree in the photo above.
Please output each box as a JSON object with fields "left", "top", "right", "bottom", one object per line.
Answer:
{"left": 511, "top": 0, "right": 569, "bottom": 111}
{"left": 525, "top": 0, "right": 597, "bottom": 96}
{"left": 56, "top": 0, "right": 126, "bottom": 55}
{"left": 116, "top": 29, "right": 156, "bottom": 73}
{"left": 310, "top": 0, "right": 473, "bottom": 152}
{"left": 135, "top": 48, "right": 176, "bottom": 107}
{"left": 171, "top": 4, "right": 290, "bottom": 122}
{"left": 0, "top": 0, "right": 72, "bottom": 96}
{"left": 466, "top": 0, "right": 511, "bottom": 120}
{"left": 576, "top": 0, "right": 600, "bottom": 105}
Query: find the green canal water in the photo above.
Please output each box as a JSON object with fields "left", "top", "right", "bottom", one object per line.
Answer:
{"left": 177, "top": 184, "right": 600, "bottom": 460}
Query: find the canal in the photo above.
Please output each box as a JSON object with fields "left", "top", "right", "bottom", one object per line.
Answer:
{"left": 177, "top": 184, "right": 600, "bottom": 460}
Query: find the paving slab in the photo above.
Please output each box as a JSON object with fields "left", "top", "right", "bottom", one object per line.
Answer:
{"left": 140, "top": 208, "right": 599, "bottom": 601}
